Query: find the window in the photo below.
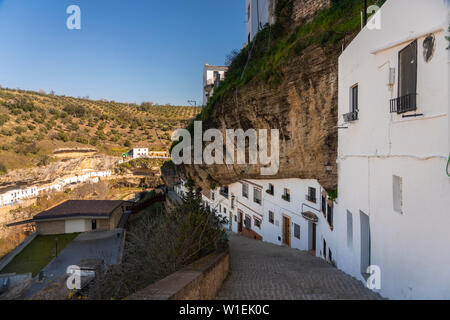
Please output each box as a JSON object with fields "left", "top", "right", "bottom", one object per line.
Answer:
{"left": 282, "top": 188, "right": 290, "bottom": 202}
{"left": 347, "top": 211, "right": 353, "bottom": 249}
{"left": 391, "top": 40, "right": 417, "bottom": 114}
{"left": 254, "top": 217, "right": 261, "bottom": 229}
{"left": 223, "top": 207, "right": 227, "bottom": 214}
{"left": 242, "top": 183, "right": 249, "bottom": 198}
{"left": 253, "top": 187, "right": 262, "bottom": 205}
{"left": 351, "top": 85, "right": 358, "bottom": 113}
{"left": 307, "top": 187, "right": 316, "bottom": 203}
{"left": 393, "top": 175, "right": 403, "bottom": 214}
{"left": 399, "top": 40, "right": 417, "bottom": 98}
{"left": 294, "top": 224, "right": 300, "bottom": 239}
{"left": 220, "top": 186, "right": 229, "bottom": 199}
{"left": 344, "top": 84, "right": 359, "bottom": 122}
{"left": 211, "top": 192, "right": 215, "bottom": 201}
{"left": 327, "top": 203, "right": 333, "bottom": 228}
{"left": 267, "top": 183, "right": 274, "bottom": 195}
{"left": 247, "top": 4, "right": 251, "bottom": 22}
{"left": 218, "top": 204, "right": 221, "bottom": 213}
{"left": 244, "top": 215, "right": 252, "bottom": 230}
{"left": 268, "top": 211, "right": 274, "bottom": 224}
{"left": 321, "top": 194, "right": 326, "bottom": 214}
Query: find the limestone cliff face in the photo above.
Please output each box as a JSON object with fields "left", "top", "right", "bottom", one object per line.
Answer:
{"left": 178, "top": 44, "right": 339, "bottom": 191}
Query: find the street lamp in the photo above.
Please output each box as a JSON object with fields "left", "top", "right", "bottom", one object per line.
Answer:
{"left": 55, "top": 237, "right": 58, "bottom": 257}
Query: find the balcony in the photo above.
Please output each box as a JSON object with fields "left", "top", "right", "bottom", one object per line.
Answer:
{"left": 390, "top": 93, "right": 417, "bottom": 114}
{"left": 343, "top": 111, "right": 358, "bottom": 122}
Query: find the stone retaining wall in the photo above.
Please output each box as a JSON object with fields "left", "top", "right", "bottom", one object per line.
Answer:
{"left": 0, "top": 231, "right": 38, "bottom": 272}
{"left": 293, "top": 0, "right": 331, "bottom": 22}
{"left": 125, "top": 248, "right": 230, "bottom": 300}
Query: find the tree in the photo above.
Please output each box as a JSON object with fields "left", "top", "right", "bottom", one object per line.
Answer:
{"left": 0, "top": 162, "right": 7, "bottom": 175}
{"left": 124, "top": 140, "right": 131, "bottom": 148}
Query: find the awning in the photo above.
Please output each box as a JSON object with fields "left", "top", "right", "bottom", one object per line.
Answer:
{"left": 301, "top": 211, "right": 318, "bottom": 224}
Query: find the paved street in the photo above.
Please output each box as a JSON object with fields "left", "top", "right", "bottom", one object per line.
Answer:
{"left": 216, "top": 233, "right": 382, "bottom": 300}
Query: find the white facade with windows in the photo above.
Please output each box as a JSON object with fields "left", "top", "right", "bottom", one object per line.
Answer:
{"left": 175, "top": 178, "right": 337, "bottom": 264}
{"left": 130, "top": 148, "right": 149, "bottom": 159}
{"left": 0, "top": 170, "right": 112, "bottom": 207}
{"left": 203, "top": 64, "right": 228, "bottom": 106}
{"left": 336, "top": 0, "right": 450, "bottom": 299}
{"left": 245, "top": 0, "right": 276, "bottom": 44}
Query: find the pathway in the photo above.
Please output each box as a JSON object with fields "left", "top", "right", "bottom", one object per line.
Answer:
{"left": 216, "top": 232, "right": 382, "bottom": 300}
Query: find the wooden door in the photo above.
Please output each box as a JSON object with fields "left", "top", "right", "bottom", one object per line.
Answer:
{"left": 312, "top": 223, "right": 316, "bottom": 252}
{"left": 238, "top": 210, "right": 243, "bottom": 233}
{"left": 283, "top": 216, "right": 291, "bottom": 247}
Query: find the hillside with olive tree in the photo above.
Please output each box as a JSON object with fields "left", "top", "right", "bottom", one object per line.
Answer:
{"left": 0, "top": 87, "right": 200, "bottom": 173}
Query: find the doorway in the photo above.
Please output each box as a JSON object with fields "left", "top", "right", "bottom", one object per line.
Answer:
{"left": 282, "top": 215, "right": 291, "bottom": 247}
{"left": 238, "top": 210, "right": 243, "bottom": 233}
{"left": 360, "top": 211, "right": 371, "bottom": 277}
{"left": 91, "top": 219, "right": 97, "bottom": 231}
{"left": 309, "top": 222, "right": 317, "bottom": 254}
{"left": 229, "top": 211, "right": 233, "bottom": 231}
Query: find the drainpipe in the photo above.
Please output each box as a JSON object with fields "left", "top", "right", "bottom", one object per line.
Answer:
{"left": 363, "top": 0, "right": 368, "bottom": 26}
{"left": 256, "top": 0, "right": 260, "bottom": 31}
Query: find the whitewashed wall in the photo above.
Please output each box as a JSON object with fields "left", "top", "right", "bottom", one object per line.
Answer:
{"left": 337, "top": 0, "right": 450, "bottom": 299}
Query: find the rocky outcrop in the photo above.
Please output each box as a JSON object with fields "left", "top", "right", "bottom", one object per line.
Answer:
{"left": 178, "top": 43, "right": 339, "bottom": 191}
{"left": 0, "top": 155, "right": 119, "bottom": 192}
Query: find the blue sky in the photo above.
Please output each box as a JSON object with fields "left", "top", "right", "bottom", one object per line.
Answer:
{"left": 0, "top": 0, "right": 244, "bottom": 105}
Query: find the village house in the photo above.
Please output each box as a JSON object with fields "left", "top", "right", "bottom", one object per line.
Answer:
{"left": 129, "top": 148, "right": 149, "bottom": 159}
{"left": 0, "top": 170, "right": 112, "bottom": 208}
{"left": 11, "top": 200, "right": 133, "bottom": 235}
{"left": 335, "top": 0, "right": 450, "bottom": 299}
{"left": 203, "top": 64, "right": 228, "bottom": 106}
{"left": 245, "top": 0, "right": 276, "bottom": 44}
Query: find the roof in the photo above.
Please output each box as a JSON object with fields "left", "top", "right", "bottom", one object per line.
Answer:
{"left": 34, "top": 200, "right": 126, "bottom": 221}
{"left": 204, "top": 64, "right": 228, "bottom": 71}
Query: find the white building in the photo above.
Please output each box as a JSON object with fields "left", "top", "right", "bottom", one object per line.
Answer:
{"left": 175, "top": 178, "right": 337, "bottom": 263}
{"left": 335, "top": 0, "right": 450, "bottom": 299}
{"left": 0, "top": 170, "right": 112, "bottom": 208}
{"left": 130, "top": 148, "right": 149, "bottom": 159}
{"left": 246, "top": 0, "right": 276, "bottom": 44}
{"left": 203, "top": 64, "right": 228, "bottom": 106}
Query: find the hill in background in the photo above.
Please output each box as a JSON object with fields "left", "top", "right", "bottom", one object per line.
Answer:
{"left": 0, "top": 88, "right": 200, "bottom": 172}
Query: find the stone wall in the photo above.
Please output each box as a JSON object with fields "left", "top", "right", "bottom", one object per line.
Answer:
{"left": 36, "top": 220, "right": 65, "bottom": 235}
{"left": 125, "top": 248, "right": 230, "bottom": 300}
{"left": 292, "top": 0, "right": 331, "bottom": 22}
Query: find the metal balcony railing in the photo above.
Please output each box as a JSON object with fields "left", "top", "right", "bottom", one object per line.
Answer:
{"left": 390, "top": 93, "right": 417, "bottom": 114}
{"left": 343, "top": 111, "right": 358, "bottom": 122}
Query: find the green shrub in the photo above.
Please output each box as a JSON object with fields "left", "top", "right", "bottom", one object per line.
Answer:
{"left": 0, "top": 162, "right": 7, "bottom": 175}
